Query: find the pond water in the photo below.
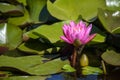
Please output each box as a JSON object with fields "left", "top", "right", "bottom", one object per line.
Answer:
{"left": 46, "top": 68, "right": 120, "bottom": 80}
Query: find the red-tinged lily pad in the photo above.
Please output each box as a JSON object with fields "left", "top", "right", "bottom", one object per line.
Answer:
{"left": 0, "top": 46, "right": 8, "bottom": 54}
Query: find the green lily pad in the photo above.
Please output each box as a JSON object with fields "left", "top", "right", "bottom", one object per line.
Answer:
{"left": 82, "top": 66, "right": 103, "bottom": 75}
{"left": 18, "top": 0, "right": 27, "bottom": 6}
{"left": 47, "top": 0, "right": 106, "bottom": 21}
{"left": 98, "top": 8, "right": 120, "bottom": 33}
{"left": 26, "top": 21, "right": 64, "bottom": 43}
{"left": 0, "top": 55, "right": 69, "bottom": 75}
{"left": 8, "top": 8, "right": 30, "bottom": 26}
{"left": 101, "top": 50, "right": 120, "bottom": 66}
{"left": 0, "top": 3, "right": 24, "bottom": 17}
{"left": 62, "top": 64, "right": 76, "bottom": 72}
{"left": 26, "top": 0, "right": 47, "bottom": 22}
{"left": 0, "top": 76, "right": 47, "bottom": 80}
{"left": 106, "top": 0, "right": 120, "bottom": 10}
{"left": 18, "top": 39, "right": 60, "bottom": 54}
{"left": 0, "top": 23, "right": 22, "bottom": 50}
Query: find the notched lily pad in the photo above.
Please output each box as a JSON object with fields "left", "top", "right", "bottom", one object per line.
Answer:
{"left": 102, "top": 50, "right": 120, "bottom": 66}
{"left": 47, "top": 0, "right": 106, "bottom": 21}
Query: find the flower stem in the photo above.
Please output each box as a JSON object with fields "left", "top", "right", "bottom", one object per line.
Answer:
{"left": 72, "top": 48, "right": 77, "bottom": 67}
{"left": 76, "top": 45, "right": 85, "bottom": 76}
{"left": 71, "top": 45, "right": 85, "bottom": 77}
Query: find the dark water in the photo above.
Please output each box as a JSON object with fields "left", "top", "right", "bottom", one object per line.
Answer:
{"left": 46, "top": 73, "right": 99, "bottom": 80}
{"left": 46, "top": 69, "right": 120, "bottom": 80}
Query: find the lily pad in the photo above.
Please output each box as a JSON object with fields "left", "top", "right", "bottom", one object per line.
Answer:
{"left": 106, "top": 0, "right": 120, "bottom": 10}
{"left": 82, "top": 66, "right": 103, "bottom": 75}
{"left": 0, "top": 55, "right": 69, "bottom": 75}
{"left": 0, "top": 76, "right": 47, "bottom": 80}
{"left": 0, "top": 3, "right": 24, "bottom": 17}
{"left": 8, "top": 8, "right": 30, "bottom": 26}
{"left": 18, "top": 39, "right": 60, "bottom": 54}
{"left": 47, "top": 0, "right": 106, "bottom": 21}
{"left": 0, "top": 23, "right": 22, "bottom": 50}
{"left": 98, "top": 8, "right": 120, "bottom": 33}
{"left": 62, "top": 64, "right": 75, "bottom": 72}
{"left": 101, "top": 50, "right": 120, "bottom": 66}
{"left": 25, "top": 21, "right": 64, "bottom": 43}
{"left": 26, "top": 0, "right": 47, "bottom": 22}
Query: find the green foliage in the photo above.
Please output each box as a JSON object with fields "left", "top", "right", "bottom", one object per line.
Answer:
{"left": 0, "top": 55, "right": 69, "bottom": 75}
{"left": 98, "top": 8, "right": 120, "bottom": 33}
{"left": 0, "top": 76, "right": 47, "bottom": 80}
{"left": 82, "top": 66, "right": 103, "bottom": 75}
{"left": 26, "top": 0, "right": 47, "bottom": 23}
{"left": 0, "top": 0, "right": 120, "bottom": 79}
{"left": 0, "top": 2, "right": 24, "bottom": 17}
{"left": 62, "top": 64, "right": 76, "bottom": 72}
{"left": 25, "top": 21, "right": 64, "bottom": 43}
{"left": 47, "top": 0, "right": 106, "bottom": 21}
{"left": 102, "top": 50, "right": 120, "bottom": 66}
{"left": 0, "top": 23, "right": 22, "bottom": 50}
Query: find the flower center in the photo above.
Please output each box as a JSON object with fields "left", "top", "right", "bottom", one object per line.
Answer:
{"left": 73, "top": 27, "right": 82, "bottom": 32}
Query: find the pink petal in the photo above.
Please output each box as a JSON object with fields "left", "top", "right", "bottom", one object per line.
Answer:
{"left": 85, "top": 24, "right": 92, "bottom": 36}
{"left": 79, "top": 21, "right": 86, "bottom": 28}
{"left": 70, "top": 21, "right": 76, "bottom": 27}
{"left": 60, "top": 36, "right": 73, "bottom": 44}
{"left": 82, "top": 24, "right": 92, "bottom": 41}
{"left": 84, "top": 34, "right": 96, "bottom": 44}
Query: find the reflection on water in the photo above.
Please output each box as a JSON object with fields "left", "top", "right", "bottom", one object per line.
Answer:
{"left": 46, "top": 68, "right": 120, "bottom": 80}
{"left": 46, "top": 73, "right": 101, "bottom": 80}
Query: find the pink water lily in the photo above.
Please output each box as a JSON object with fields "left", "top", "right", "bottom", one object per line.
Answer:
{"left": 60, "top": 21, "right": 96, "bottom": 45}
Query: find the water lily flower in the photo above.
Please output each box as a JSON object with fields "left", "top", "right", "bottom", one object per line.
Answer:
{"left": 60, "top": 21, "right": 96, "bottom": 46}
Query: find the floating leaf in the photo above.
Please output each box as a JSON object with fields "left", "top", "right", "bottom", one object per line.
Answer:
{"left": 98, "top": 8, "right": 120, "bottom": 33}
{"left": 18, "top": 39, "right": 60, "bottom": 54}
{"left": 8, "top": 8, "right": 30, "bottom": 26}
{"left": 106, "top": 0, "right": 120, "bottom": 10}
{"left": 0, "top": 76, "right": 47, "bottom": 80}
{"left": 0, "top": 56, "right": 69, "bottom": 75}
{"left": 26, "top": 0, "right": 47, "bottom": 22}
{"left": 18, "top": 0, "right": 27, "bottom": 6}
{"left": 47, "top": 0, "right": 106, "bottom": 21}
{"left": 82, "top": 66, "right": 103, "bottom": 75}
{"left": 0, "top": 3, "right": 24, "bottom": 17}
{"left": 0, "top": 23, "right": 22, "bottom": 50}
{"left": 62, "top": 64, "right": 75, "bottom": 72}
{"left": 26, "top": 21, "right": 64, "bottom": 43}
{"left": 101, "top": 50, "right": 120, "bottom": 66}
{"left": 91, "top": 33, "right": 105, "bottom": 43}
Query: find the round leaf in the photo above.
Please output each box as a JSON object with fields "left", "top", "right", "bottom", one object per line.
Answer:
{"left": 47, "top": 0, "right": 106, "bottom": 21}
{"left": 98, "top": 8, "right": 120, "bottom": 33}
{"left": 106, "top": 0, "right": 120, "bottom": 10}
{"left": 102, "top": 50, "right": 120, "bottom": 66}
